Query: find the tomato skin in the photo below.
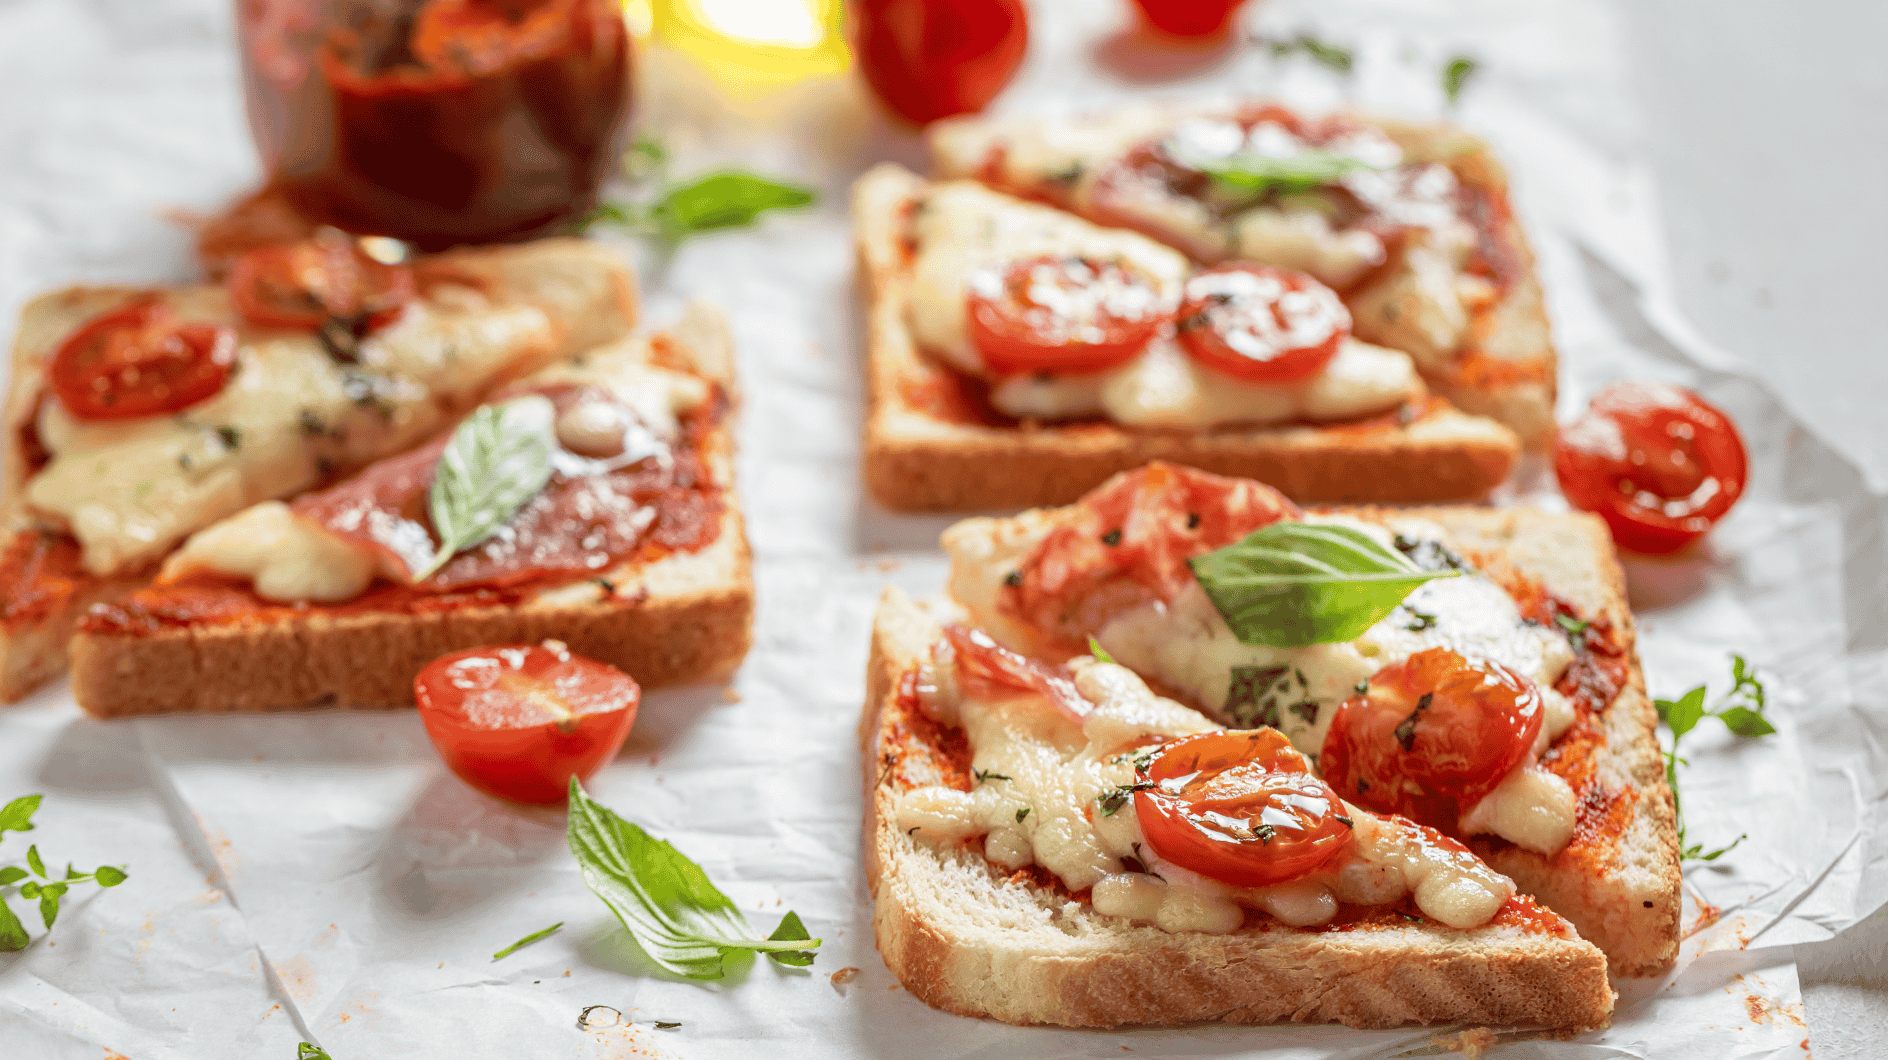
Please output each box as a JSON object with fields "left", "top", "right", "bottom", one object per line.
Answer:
{"left": 1175, "top": 264, "right": 1347, "bottom": 384}
{"left": 1554, "top": 381, "right": 1748, "bottom": 555}
{"left": 851, "top": 0, "right": 1028, "bottom": 126}
{"left": 1319, "top": 648, "right": 1542, "bottom": 828}
{"left": 967, "top": 255, "right": 1169, "bottom": 376}
{"left": 1001, "top": 462, "right": 1300, "bottom": 653}
{"left": 227, "top": 233, "right": 417, "bottom": 332}
{"left": 414, "top": 642, "right": 639, "bottom": 806}
{"left": 1135, "top": 729, "right": 1352, "bottom": 888}
{"left": 50, "top": 298, "right": 238, "bottom": 421}
{"left": 1129, "top": 0, "right": 1248, "bottom": 38}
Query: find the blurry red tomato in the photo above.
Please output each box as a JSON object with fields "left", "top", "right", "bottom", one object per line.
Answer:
{"left": 851, "top": 0, "right": 1028, "bottom": 126}
{"left": 1129, "top": 0, "right": 1248, "bottom": 39}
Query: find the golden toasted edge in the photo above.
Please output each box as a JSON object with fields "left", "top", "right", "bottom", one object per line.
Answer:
{"left": 66, "top": 303, "right": 752, "bottom": 718}
{"left": 863, "top": 585, "right": 1614, "bottom": 1030}
{"left": 851, "top": 164, "right": 1520, "bottom": 513}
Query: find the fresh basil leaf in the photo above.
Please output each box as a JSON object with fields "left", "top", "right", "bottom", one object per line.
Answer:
{"left": 1694, "top": 835, "right": 1745, "bottom": 862}
{"left": 25, "top": 845, "right": 44, "bottom": 879}
{"left": 1442, "top": 55, "right": 1478, "bottom": 105}
{"left": 18, "top": 882, "right": 37, "bottom": 899}
{"left": 94, "top": 865, "right": 127, "bottom": 887}
{"left": 566, "top": 779, "right": 821, "bottom": 980}
{"left": 0, "top": 899, "right": 27, "bottom": 952}
{"left": 1657, "top": 686, "right": 1708, "bottom": 740}
{"left": 0, "top": 867, "right": 24, "bottom": 886}
{"left": 298, "top": 1044, "right": 334, "bottom": 1060}
{"left": 1717, "top": 706, "right": 1777, "bottom": 738}
{"left": 38, "top": 890, "right": 59, "bottom": 930}
{"left": 1193, "top": 150, "right": 1378, "bottom": 198}
{"left": 417, "top": 396, "right": 556, "bottom": 581}
{"left": 764, "top": 910, "right": 817, "bottom": 967}
{"left": 0, "top": 795, "right": 38, "bottom": 835}
{"left": 1088, "top": 636, "right": 1115, "bottom": 664}
{"left": 653, "top": 173, "right": 814, "bottom": 238}
{"left": 493, "top": 921, "right": 563, "bottom": 960}
{"left": 1189, "top": 523, "right": 1459, "bottom": 647}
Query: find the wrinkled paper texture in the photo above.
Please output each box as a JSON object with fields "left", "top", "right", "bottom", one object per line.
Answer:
{"left": 1, "top": 0, "right": 1878, "bottom": 1057}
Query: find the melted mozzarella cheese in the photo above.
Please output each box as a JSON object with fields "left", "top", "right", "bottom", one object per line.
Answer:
{"left": 898, "top": 652, "right": 1516, "bottom": 932}
{"left": 27, "top": 296, "right": 556, "bottom": 577}
{"left": 1232, "top": 207, "right": 1386, "bottom": 290}
{"left": 161, "top": 501, "right": 376, "bottom": 603}
{"left": 1091, "top": 336, "right": 1415, "bottom": 428}
{"left": 931, "top": 102, "right": 1176, "bottom": 190}
{"left": 1458, "top": 766, "right": 1577, "bottom": 856}
{"left": 907, "top": 182, "right": 1191, "bottom": 375}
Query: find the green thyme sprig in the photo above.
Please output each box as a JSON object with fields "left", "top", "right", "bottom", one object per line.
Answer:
{"left": 1657, "top": 655, "right": 1775, "bottom": 862}
{"left": 0, "top": 795, "right": 129, "bottom": 952}
{"left": 586, "top": 137, "right": 815, "bottom": 245}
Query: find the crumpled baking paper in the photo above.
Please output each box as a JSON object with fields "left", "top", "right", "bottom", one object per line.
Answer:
{"left": 1, "top": 0, "right": 1876, "bottom": 1056}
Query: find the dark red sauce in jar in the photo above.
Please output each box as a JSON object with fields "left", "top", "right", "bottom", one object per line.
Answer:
{"left": 237, "top": 0, "right": 633, "bottom": 249}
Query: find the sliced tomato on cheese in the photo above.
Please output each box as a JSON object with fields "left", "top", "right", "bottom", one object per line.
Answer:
{"left": 49, "top": 298, "right": 238, "bottom": 421}
{"left": 1319, "top": 648, "right": 1543, "bottom": 827}
{"left": 415, "top": 641, "right": 639, "bottom": 805}
{"left": 227, "top": 232, "right": 417, "bottom": 332}
{"left": 1134, "top": 728, "right": 1353, "bottom": 887}
{"left": 1175, "top": 264, "right": 1347, "bottom": 384}
{"left": 967, "top": 254, "right": 1169, "bottom": 376}
{"left": 1000, "top": 462, "right": 1299, "bottom": 652}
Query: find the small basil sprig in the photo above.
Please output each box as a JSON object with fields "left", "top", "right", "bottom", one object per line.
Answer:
{"left": 588, "top": 137, "right": 815, "bottom": 245}
{"left": 1192, "top": 150, "right": 1379, "bottom": 198}
{"left": 1188, "top": 523, "right": 1458, "bottom": 647}
{"left": 415, "top": 396, "right": 556, "bottom": 581}
{"left": 566, "top": 779, "right": 819, "bottom": 980}
{"left": 493, "top": 921, "right": 562, "bottom": 960}
{"left": 1657, "top": 654, "right": 1775, "bottom": 862}
{"left": 1442, "top": 55, "right": 1479, "bottom": 106}
{"left": 1267, "top": 34, "right": 1353, "bottom": 73}
{"left": 0, "top": 795, "right": 129, "bottom": 952}
{"left": 297, "top": 1045, "right": 333, "bottom": 1060}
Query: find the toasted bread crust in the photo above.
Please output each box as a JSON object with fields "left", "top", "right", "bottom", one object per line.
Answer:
{"left": 863, "top": 587, "right": 1615, "bottom": 1030}
{"left": 0, "top": 239, "right": 640, "bottom": 703}
{"left": 926, "top": 109, "right": 1558, "bottom": 449}
{"left": 854, "top": 164, "right": 1521, "bottom": 512}
{"left": 64, "top": 301, "right": 755, "bottom": 718}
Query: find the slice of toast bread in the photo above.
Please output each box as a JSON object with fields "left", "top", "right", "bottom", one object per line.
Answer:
{"left": 854, "top": 164, "right": 1522, "bottom": 512}
{"left": 937, "top": 496, "right": 1680, "bottom": 978}
{"left": 863, "top": 585, "right": 1615, "bottom": 1029}
{"left": 66, "top": 303, "right": 752, "bottom": 717}
{"left": 0, "top": 238, "right": 639, "bottom": 703}
{"left": 927, "top": 106, "right": 1558, "bottom": 448}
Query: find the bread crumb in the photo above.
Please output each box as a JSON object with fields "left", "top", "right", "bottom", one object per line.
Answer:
{"left": 830, "top": 967, "right": 860, "bottom": 988}
{"left": 887, "top": 983, "right": 900, "bottom": 991}
{"left": 1430, "top": 1027, "right": 1497, "bottom": 1058}
{"left": 721, "top": 686, "right": 742, "bottom": 703}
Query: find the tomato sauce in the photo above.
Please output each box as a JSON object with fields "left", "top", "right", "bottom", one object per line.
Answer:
{"left": 80, "top": 385, "right": 729, "bottom": 637}
{"left": 237, "top": 0, "right": 633, "bottom": 249}
{"left": 0, "top": 531, "right": 91, "bottom": 631}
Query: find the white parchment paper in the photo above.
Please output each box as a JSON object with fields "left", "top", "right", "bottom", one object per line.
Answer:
{"left": 2, "top": 0, "right": 1881, "bottom": 1057}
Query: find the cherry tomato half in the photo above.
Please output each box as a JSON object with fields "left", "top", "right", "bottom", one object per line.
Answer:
{"left": 1319, "top": 648, "right": 1542, "bottom": 828}
{"left": 942, "top": 623, "right": 1090, "bottom": 722}
{"left": 1001, "top": 462, "right": 1300, "bottom": 652}
{"left": 851, "top": 0, "right": 1028, "bottom": 126}
{"left": 49, "top": 298, "right": 238, "bottom": 421}
{"left": 1135, "top": 729, "right": 1353, "bottom": 888}
{"left": 414, "top": 642, "right": 639, "bottom": 806}
{"left": 226, "top": 232, "right": 416, "bottom": 332}
{"left": 1175, "top": 264, "right": 1348, "bottom": 384}
{"left": 967, "top": 255, "right": 1169, "bottom": 376}
{"left": 1129, "top": 0, "right": 1249, "bottom": 39}
{"left": 1554, "top": 380, "right": 1748, "bottom": 555}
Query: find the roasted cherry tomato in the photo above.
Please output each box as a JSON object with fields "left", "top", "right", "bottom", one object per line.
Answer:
{"left": 942, "top": 623, "right": 1090, "bottom": 722}
{"left": 227, "top": 232, "right": 416, "bottom": 332}
{"left": 967, "top": 255, "right": 1169, "bottom": 376}
{"left": 1128, "top": 0, "right": 1249, "bottom": 39}
{"left": 49, "top": 298, "right": 237, "bottom": 421}
{"left": 1134, "top": 729, "right": 1352, "bottom": 887}
{"left": 1175, "top": 264, "right": 1348, "bottom": 384}
{"left": 1320, "top": 648, "right": 1542, "bottom": 828}
{"left": 414, "top": 641, "right": 639, "bottom": 806}
{"left": 412, "top": 0, "right": 575, "bottom": 74}
{"left": 851, "top": 0, "right": 1028, "bottom": 126}
{"left": 1001, "top": 463, "right": 1299, "bottom": 652}
{"left": 1554, "top": 380, "right": 1748, "bottom": 555}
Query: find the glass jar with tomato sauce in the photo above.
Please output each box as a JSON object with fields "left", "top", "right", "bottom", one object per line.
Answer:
{"left": 237, "top": 0, "right": 633, "bottom": 249}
